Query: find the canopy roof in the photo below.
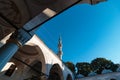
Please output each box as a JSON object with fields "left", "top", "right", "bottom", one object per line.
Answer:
{"left": 0, "top": 0, "right": 106, "bottom": 40}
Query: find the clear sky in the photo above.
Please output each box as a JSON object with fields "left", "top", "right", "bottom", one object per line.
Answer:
{"left": 36, "top": 0, "right": 120, "bottom": 64}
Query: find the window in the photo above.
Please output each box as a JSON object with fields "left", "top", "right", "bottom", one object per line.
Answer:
{"left": 33, "top": 61, "right": 42, "bottom": 73}
{"left": 5, "top": 64, "right": 17, "bottom": 77}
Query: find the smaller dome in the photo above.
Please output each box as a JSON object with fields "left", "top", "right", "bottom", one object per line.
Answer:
{"left": 116, "top": 67, "right": 120, "bottom": 72}
{"left": 101, "top": 69, "right": 112, "bottom": 74}
{"left": 88, "top": 72, "right": 97, "bottom": 76}
{"left": 76, "top": 74, "right": 84, "bottom": 79}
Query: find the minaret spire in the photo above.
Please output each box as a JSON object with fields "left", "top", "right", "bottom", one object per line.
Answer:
{"left": 57, "top": 35, "right": 63, "bottom": 60}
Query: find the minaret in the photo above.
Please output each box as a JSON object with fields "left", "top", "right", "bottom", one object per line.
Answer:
{"left": 57, "top": 36, "right": 63, "bottom": 60}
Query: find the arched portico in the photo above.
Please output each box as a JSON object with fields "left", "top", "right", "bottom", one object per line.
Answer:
{"left": 13, "top": 44, "right": 47, "bottom": 79}
{"left": 48, "top": 64, "right": 64, "bottom": 80}
{"left": 19, "top": 44, "right": 46, "bottom": 72}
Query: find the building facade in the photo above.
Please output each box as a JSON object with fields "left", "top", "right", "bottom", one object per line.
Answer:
{"left": 0, "top": 35, "right": 73, "bottom": 80}
{"left": 0, "top": 0, "right": 106, "bottom": 80}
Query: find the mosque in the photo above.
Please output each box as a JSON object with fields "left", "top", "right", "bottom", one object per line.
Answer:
{"left": 0, "top": 0, "right": 106, "bottom": 80}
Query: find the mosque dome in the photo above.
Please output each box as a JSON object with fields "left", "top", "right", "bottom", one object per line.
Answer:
{"left": 88, "top": 71, "right": 97, "bottom": 76}
{"left": 101, "top": 69, "right": 112, "bottom": 74}
{"left": 76, "top": 74, "right": 84, "bottom": 78}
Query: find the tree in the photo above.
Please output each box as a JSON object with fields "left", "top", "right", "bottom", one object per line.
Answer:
{"left": 111, "top": 64, "right": 119, "bottom": 72}
{"left": 76, "top": 62, "right": 92, "bottom": 76}
{"left": 91, "top": 58, "right": 114, "bottom": 74}
{"left": 65, "top": 62, "right": 75, "bottom": 74}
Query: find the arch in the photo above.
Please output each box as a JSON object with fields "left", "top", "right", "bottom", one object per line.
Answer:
{"left": 30, "top": 61, "right": 42, "bottom": 76}
{"left": 66, "top": 74, "right": 72, "bottom": 80}
{"left": 48, "top": 64, "right": 64, "bottom": 80}
{"left": 16, "top": 44, "right": 46, "bottom": 78}
{"left": 19, "top": 44, "right": 46, "bottom": 72}
{"left": 33, "top": 61, "right": 42, "bottom": 71}
{"left": 19, "top": 44, "right": 39, "bottom": 56}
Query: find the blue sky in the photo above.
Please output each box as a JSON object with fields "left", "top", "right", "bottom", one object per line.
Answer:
{"left": 36, "top": 0, "right": 120, "bottom": 64}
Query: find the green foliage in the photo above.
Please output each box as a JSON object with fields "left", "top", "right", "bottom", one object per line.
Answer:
{"left": 65, "top": 62, "right": 76, "bottom": 74}
{"left": 66, "top": 57, "right": 119, "bottom": 77}
{"left": 111, "top": 64, "right": 119, "bottom": 72}
{"left": 76, "top": 62, "right": 92, "bottom": 76}
{"left": 91, "top": 58, "right": 115, "bottom": 74}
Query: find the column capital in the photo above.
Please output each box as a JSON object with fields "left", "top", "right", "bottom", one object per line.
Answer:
{"left": 7, "top": 29, "right": 32, "bottom": 47}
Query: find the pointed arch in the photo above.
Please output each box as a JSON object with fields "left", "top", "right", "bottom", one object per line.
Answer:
{"left": 48, "top": 64, "right": 63, "bottom": 80}
{"left": 66, "top": 74, "right": 72, "bottom": 80}
{"left": 17, "top": 44, "right": 46, "bottom": 75}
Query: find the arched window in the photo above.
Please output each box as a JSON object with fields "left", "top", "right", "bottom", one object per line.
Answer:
{"left": 49, "top": 72, "right": 61, "bottom": 80}
{"left": 48, "top": 64, "right": 63, "bottom": 80}
{"left": 66, "top": 74, "right": 72, "bottom": 80}
{"left": 5, "top": 64, "right": 17, "bottom": 77}
{"left": 32, "top": 61, "right": 42, "bottom": 75}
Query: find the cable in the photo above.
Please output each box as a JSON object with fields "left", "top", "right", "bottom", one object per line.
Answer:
{"left": 13, "top": 56, "right": 48, "bottom": 77}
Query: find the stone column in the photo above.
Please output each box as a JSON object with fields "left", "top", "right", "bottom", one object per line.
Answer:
{"left": 0, "top": 28, "right": 32, "bottom": 71}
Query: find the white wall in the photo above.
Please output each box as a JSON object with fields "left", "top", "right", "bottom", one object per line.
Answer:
{"left": 76, "top": 72, "right": 120, "bottom": 80}
{"left": 26, "top": 35, "right": 74, "bottom": 80}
